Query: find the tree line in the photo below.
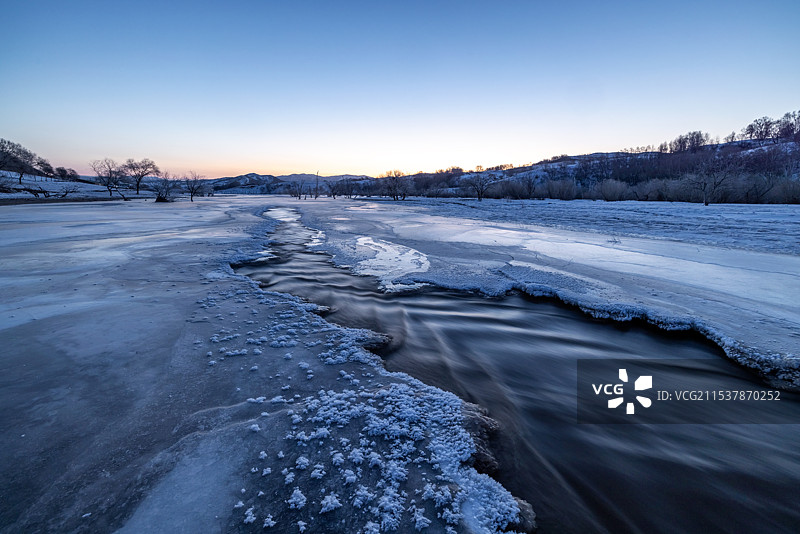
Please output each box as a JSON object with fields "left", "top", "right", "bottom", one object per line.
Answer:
{"left": 0, "top": 138, "right": 80, "bottom": 184}
{"left": 0, "top": 140, "right": 210, "bottom": 202}
{"left": 5, "top": 109, "right": 799, "bottom": 205}
{"left": 360, "top": 110, "right": 800, "bottom": 205}
{"left": 89, "top": 158, "right": 209, "bottom": 202}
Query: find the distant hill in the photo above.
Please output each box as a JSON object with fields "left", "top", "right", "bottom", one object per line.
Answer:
{"left": 209, "top": 172, "right": 371, "bottom": 194}
{"left": 275, "top": 173, "right": 371, "bottom": 183}
{"left": 212, "top": 172, "right": 278, "bottom": 189}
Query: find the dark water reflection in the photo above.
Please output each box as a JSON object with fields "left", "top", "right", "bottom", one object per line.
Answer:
{"left": 236, "top": 214, "right": 800, "bottom": 534}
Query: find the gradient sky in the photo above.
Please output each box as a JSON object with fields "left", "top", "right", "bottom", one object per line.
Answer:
{"left": 2, "top": 0, "right": 799, "bottom": 178}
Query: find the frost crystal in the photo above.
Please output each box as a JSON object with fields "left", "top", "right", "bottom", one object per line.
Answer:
{"left": 352, "top": 485, "right": 375, "bottom": 508}
{"left": 343, "top": 469, "right": 357, "bottom": 484}
{"left": 319, "top": 493, "right": 342, "bottom": 513}
{"left": 377, "top": 487, "right": 406, "bottom": 530}
{"left": 368, "top": 451, "right": 383, "bottom": 468}
{"left": 310, "top": 464, "right": 326, "bottom": 479}
{"left": 410, "top": 506, "right": 432, "bottom": 531}
{"left": 287, "top": 488, "right": 307, "bottom": 509}
{"left": 311, "top": 427, "right": 330, "bottom": 440}
{"left": 348, "top": 448, "right": 365, "bottom": 464}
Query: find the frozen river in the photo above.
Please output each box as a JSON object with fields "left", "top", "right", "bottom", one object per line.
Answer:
{"left": 237, "top": 213, "right": 800, "bottom": 533}
{"left": 2, "top": 197, "right": 798, "bottom": 533}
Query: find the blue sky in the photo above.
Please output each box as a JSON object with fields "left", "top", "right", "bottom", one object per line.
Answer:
{"left": 2, "top": 0, "right": 798, "bottom": 177}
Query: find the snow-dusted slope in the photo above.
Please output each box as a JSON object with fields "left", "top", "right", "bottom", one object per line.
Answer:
{"left": 0, "top": 173, "right": 114, "bottom": 200}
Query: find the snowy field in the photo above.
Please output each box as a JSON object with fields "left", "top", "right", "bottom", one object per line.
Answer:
{"left": 1, "top": 195, "right": 798, "bottom": 533}
{"left": 0, "top": 173, "right": 133, "bottom": 201}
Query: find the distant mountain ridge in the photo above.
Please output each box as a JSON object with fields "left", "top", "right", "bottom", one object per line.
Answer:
{"left": 209, "top": 172, "right": 372, "bottom": 194}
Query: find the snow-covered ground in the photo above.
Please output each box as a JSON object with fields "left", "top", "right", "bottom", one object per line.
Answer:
{"left": 0, "top": 173, "right": 128, "bottom": 201}
{"left": 0, "top": 198, "right": 527, "bottom": 533}
{"left": 2, "top": 195, "right": 797, "bottom": 533}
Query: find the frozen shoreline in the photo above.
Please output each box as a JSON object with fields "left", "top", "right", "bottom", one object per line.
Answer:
{"left": 2, "top": 195, "right": 797, "bottom": 533}
{"left": 287, "top": 197, "right": 800, "bottom": 389}
{"left": 0, "top": 198, "right": 529, "bottom": 533}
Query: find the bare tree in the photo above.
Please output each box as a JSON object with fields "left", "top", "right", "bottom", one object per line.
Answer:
{"left": 57, "top": 184, "right": 80, "bottom": 198}
{"left": 91, "top": 158, "right": 127, "bottom": 199}
{"left": 598, "top": 179, "right": 630, "bottom": 201}
{"left": 544, "top": 179, "right": 581, "bottom": 200}
{"left": 686, "top": 131, "right": 710, "bottom": 153}
{"left": 154, "top": 171, "right": 178, "bottom": 202}
{"left": 690, "top": 158, "right": 735, "bottom": 206}
{"left": 338, "top": 177, "right": 356, "bottom": 199}
{"left": 19, "top": 185, "right": 50, "bottom": 198}
{"left": 288, "top": 179, "right": 305, "bottom": 199}
{"left": 36, "top": 157, "right": 54, "bottom": 180}
{"left": 55, "top": 167, "right": 80, "bottom": 182}
{"left": 465, "top": 173, "right": 495, "bottom": 201}
{"left": 325, "top": 180, "right": 341, "bottom": 199}
{"left": 123, "top": 158, "right": 160, "bottom": 195}
{"left": 741, "top": 116, "right": 776, "bottom": 143}
{"left": 0, "top": 138, "right": 38, "bottom": 184}
{"left": 377, "top": 170, "right": 408, "bottom": 200}
{"left": 380, "top": 170, "right": 408, "bottom": 201}
{"left": 184, "top": 171, "right": 206, "bottom": 201}
{"left": 777, "top": 111, "right": 800, "bottom": 143}
{"left": 668, "top": 131, "right": 709, "bottom": 153}
{"left": 519, "top": 175, "right": 536, "bottom": 199}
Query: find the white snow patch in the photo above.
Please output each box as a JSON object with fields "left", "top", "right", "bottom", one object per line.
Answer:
{"left": 352, "top": 237, "right": 430, "bottom": 292}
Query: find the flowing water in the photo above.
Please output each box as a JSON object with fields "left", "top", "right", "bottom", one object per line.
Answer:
{"left": 235, "top": 211, "right": 800, "bottom": 534}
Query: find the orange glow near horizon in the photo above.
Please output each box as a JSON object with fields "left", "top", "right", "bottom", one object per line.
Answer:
{"left": 4, "top": 1, "right": 799, "bottom": 182}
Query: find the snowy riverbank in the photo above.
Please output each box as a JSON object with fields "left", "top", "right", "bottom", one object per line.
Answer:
{"left": 3, "top": 195, "right": 798, "bottom": 533}
{"left": 287, "top": 197, "right": 800, "bottom": 388}
{"left": 0, "top": 198, "right": 528, "bottom": 533}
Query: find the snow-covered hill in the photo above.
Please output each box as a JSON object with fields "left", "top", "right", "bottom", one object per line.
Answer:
{"left": 209, "top": 173, "right": 372, "bottom": 195}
